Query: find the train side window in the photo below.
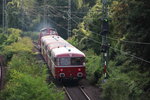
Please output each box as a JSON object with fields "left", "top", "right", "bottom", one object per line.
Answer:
{"left": 54, "top": 58, "right": 57, "bottom": 65}
{"left": 51, "top": 57, "right": 57, "bottom": 65}
{"left": 42, "top": 29, "right": 47, "bottom": 35}
{"left": 48, "top": 50, "right": 51, "bottom": 57}
{"left": 45, "top": 45, "right": 47, "bottom": 50}
{"left": 42, "top": 42, "right": 44, "bottom": 47}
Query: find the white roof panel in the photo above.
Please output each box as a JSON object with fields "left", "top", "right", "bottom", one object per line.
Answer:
{"left": 52, "top": 47, "right": 85, "bottom": 57}
{"left": 41, "top": 35, "right": 85, "bottom": 57}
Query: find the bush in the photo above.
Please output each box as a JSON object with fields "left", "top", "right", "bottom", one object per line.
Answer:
{"left": 101, "top": 72, "right": 130, "bottom": 100}
{"left": 84, "top": 49, "right": 103, "bottom": 83}
{"left": 1, "top": 70, "right": 64, "bottom": 100}
{"left": 1, "top": 51, "right": 64, "bottom": 100}
{"left": 3, "top": 37, "right": 33, "bottom": 61}
{"left": 5, "top": 28, "right": 22, "bottom": 45}
{"left": 22, "top": 31, "right": 39, "bottom": 41}
{"left": 99, "top": 63, "right": 149, "bottom": 100}
{"left": 0, "top": 35, "right": 64, "bottom": 100}
{"left": 7, "top": 52, "right": 44, "bottom": 78}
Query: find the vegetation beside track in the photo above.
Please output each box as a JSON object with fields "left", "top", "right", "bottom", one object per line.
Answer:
{"left": 68, "top": 1, "right": 150, "bottom": 100}
{"left": 0, "top": 28, "right": 64, "bottom": 100}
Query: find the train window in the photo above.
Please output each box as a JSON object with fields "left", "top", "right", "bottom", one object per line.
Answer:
{"left": 42, "top": 42, "right": 45, "bottom": 48}
{"left": 51, "top": 57, "right": 57, "bottom": 65}
{"left": 48, "top": 51, "right": 51, "bottom": 57}
{"left": 51, "top": 31, "right": 57, "bottom": 35}
{"left": 71, "top": 57, "right": 85, "bottom": 65}
{"left": 42, "top": 29, "right": 47, "bottom": 35}
{"left": 59, "top": 58, "right": 71, "bottom": 66}
{"left": 45, "top": 45, "right": 47, "bottom": 50}
{"left": 54, "top": 58, "right": 57, "bottom": 65}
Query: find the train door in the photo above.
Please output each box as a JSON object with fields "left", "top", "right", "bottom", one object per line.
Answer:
{"left": 51, "top": 56, "right": 56, "bottom": 78}
{"left": 43, "top": 44, "right": 47, "bottom": 60}
{"left": 47, "top": 50, "right": 52, "bottom": 69}
{"left": 41, "top": 41, "right": 44, "bottom": 55}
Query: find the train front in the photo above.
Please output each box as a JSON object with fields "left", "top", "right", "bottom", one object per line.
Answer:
{"left": 51, "top": 47, "right": 86, "bottom": 80}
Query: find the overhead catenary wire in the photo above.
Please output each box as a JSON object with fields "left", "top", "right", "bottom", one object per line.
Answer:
{"left": 52, "top": 20, "right": 150, "bottom": 64}
{"left": 42, "top": 5, "right": 102, "bottom": 14}
{"left": 48, "top": 6, "right": 148, "bottom": 45}
{"left": 70, "top": 16, "right": 150, "bottom": 63}
{"left": 49, "top": 7, "right": 150, "bottom": 45}
{"left": 46, "top": 5, "right": 150, "bottom": 45}
{"left": 69, "top": 13, "right": 150, "bottom": 45}
{"left": 47, "top": 5, "right": 98, "bottom": 19}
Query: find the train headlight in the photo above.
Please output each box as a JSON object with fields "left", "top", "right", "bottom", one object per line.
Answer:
{"left": 78, "top": 68, "right": 81, "bottom": 71}
{"left": 83, "top": 62, "right": 85, "bottom": 66}
{"left": 77, "top": 72, "right": 83, "bottom": 77}
{"left": 59, "top": 73, "right": 65, "bottom": 77}
{"left": 60, "top": 69, "right": 63, "bottom": 72}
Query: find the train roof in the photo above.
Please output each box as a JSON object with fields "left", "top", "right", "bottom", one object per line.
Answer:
{"left": 41, "top": 35, "right": 57, "bottom": 44}
{"left": 41, "top": 35, "right": 85, "bottom": 57}
{"left": 41, "top": 35, "right": 69, "bottom": 45}
{"left": 51, "top": 47, "right": 85, "bottom": 57}
{"left": 47, "top": 42, "right": 73, "bottom": 50}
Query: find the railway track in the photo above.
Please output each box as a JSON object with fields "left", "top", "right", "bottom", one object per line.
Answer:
{"left": 33, "top": 41, "right": 101, "bottom": 100}
{"left": 64, "top": 86, "right": 91, "bottom": 100}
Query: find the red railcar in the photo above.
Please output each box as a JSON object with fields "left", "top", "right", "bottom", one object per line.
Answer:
{"left": 38, "top": 28, "right": 58, "bottom": 49}
{"left": 39, "top": 28, "right": 86, "bottom": 80}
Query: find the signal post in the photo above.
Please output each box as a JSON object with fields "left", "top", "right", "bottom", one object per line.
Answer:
{"left": 101, "top": 0, "right": 109, "bottom": 78}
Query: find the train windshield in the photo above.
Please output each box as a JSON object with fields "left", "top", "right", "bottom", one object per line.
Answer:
{"left": 41, "top": 29, "right": 47, "bottom": 34}
{"left": 59, "top": 57, "right": 84, "bottom": 66}
{"left": 71, "top": 57, "right": 84, "bottom": 65}
{"left": 50, "top": 31, "right": 57, "bottom": 35}
{"left": 59, "top": 58, "right": 71, "bottom": 66}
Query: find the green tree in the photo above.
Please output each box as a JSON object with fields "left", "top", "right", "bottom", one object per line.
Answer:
{"left": 1, "top": 70, "right": 64, "bottom": 100}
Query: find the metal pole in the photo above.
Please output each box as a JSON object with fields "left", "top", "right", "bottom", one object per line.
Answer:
{"left": 2, "top": 0, "right": 5, "bottom": 33}
{"left": 44, "top": 0, "right": 47, "bottom": 27}
{"left": 101, "top": 0, "right": 109, "bottom": 79}
{"left": 21, "top": 0, "right": 23, "bottom": 30}
{"left": 5, "top": 0, "right": 8, "bottom": 33}
{"left": 68, "top": 0, "right": 71, "bottom": 38}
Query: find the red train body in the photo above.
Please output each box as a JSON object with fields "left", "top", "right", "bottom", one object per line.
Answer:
{"left": 38, "top": 28, "right": 86, "bottom": 80}
{"left": 38, "top": 28, "right": 58, "bottom": 49}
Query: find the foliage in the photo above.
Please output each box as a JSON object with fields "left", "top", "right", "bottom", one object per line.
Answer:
{"left": 3, "top": 37, "right": 33, "bottom": 60}
{"left": 7, "top": 0, "right": 38, "bottom": 31}
{"left": 0, "top": 0, "right": 98, "bottom": 37}
{"left": 21, "top": 31, "right": 39, "bottom": 41}
{"left": 7, "top": 53, "right": 43, "bottom": 77}
{"left": 99, "top": 62, "right": 150, "bottom": 100}
{"left": 69, "top": 0, "right": 150, "bottom": 99}
{"left": 0, "top": 28, "right": 21, "bottom": 45}
{"left": 67, "top": 36, "right": 78, "bottom": 47}
{"left": 0, "top": 28, "right": 22, "bottom": 56}
{"left": 0, "top": 34, "right": 7, "bottom": 45}
{"left": 0, "top": 39, "right": 64, "bottom": 100}
{"left": 72, "top": 2, "right": 102, "bottom": 54}
{"left": 1, "top": 70, "right": 64, "bottom": 100}
{"left": 4, "top": 28, "right": 22, "bottom": 45}
{"left": 85, "top": 49, "right": 103, "bottom": 84}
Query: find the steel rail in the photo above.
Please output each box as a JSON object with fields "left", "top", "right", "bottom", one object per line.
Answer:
{"left": 79, "top": 86, "right": 91, "bottom": 100}
{"left": 63, "top": 86, "right": 91, "bottom": 100}
{"left": 63, "top": 86, "right": 73, "bottom": 100}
